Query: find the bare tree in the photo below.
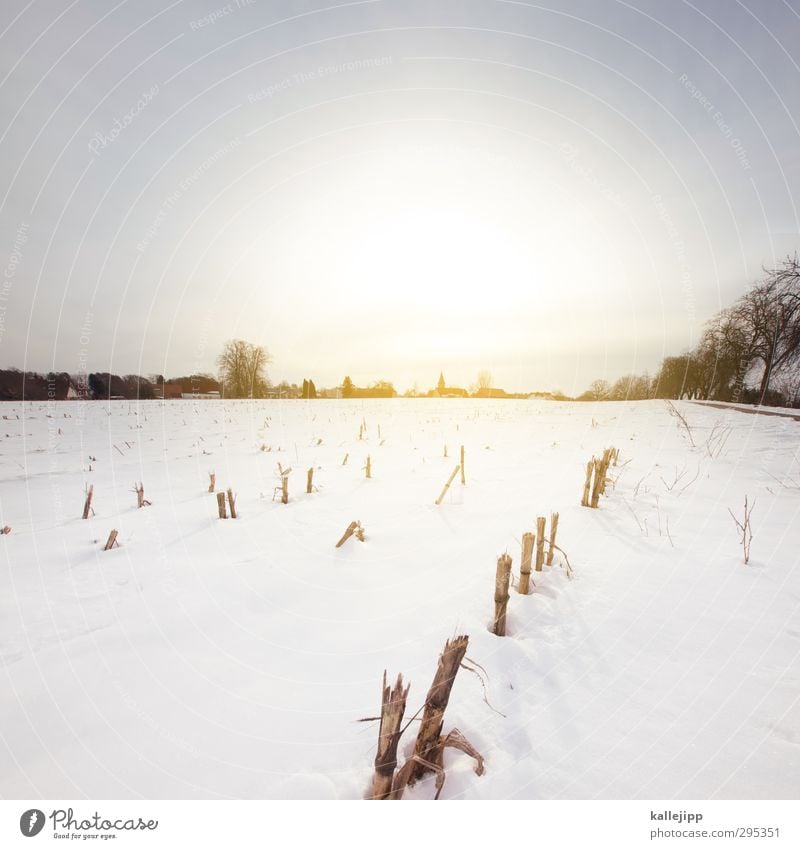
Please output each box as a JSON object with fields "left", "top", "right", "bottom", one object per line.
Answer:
{"left": 691, "top": 256, "right": 800, "bottom": 404}
{"left": 477, "top": 370, "right": 493, "bottom": 390}
{"left": 652, "top": 354, "right": 712, "bottom": 399}
{"left": 694, "top": 310, "right": 754, "bottom": 401}
{"left": 217, "top": 339, "right": 271, "bottom": 398}
{"left": 609, "top": 373, "right": 652, "bottom": 400}
{"left": 582, "top": 378, "right": 610, "bottom": 401}
{"left": 741, "top": 256, "right": 800, "bottom": 403}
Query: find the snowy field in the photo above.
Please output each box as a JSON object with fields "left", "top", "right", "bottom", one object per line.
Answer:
{"left": 1, "top": 398, "right": 798, "bottom": 800}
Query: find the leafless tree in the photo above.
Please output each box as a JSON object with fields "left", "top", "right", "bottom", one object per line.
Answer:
{"left": 217, "top": 339, "right": 271, "bottom": 398}
{"left": 585, "top": 379, "right": 611, "bottom": 401}
{"left": 689, "top": 309, "right": 755, "bottom": 401}
{"left": 740, "top": 256, "right": 800, "bottom": 402}
{"left": 692, "top": 256, "right": 800, "bottom": 404}
{"left": 477, "top": 370, "right": 493, "bottom": 390}
{"left": 610, "top": 373, "right": 652, "bottom": 400}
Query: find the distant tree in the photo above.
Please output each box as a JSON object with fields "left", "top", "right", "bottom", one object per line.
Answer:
{"left": 123, "top": 374, "right": 155, "bottom": 399}
{"left": 302, "top": 379, "right": 317, "bottom": 399}
{"left": 653, "top": 355, "right": 690, "bottom": 399}
{"left": 342, "top": 375, "right": 355, "bottom": 398}
{"left": 609, "top": 374, "right": 651, "bottom": 401}
{"left": 367, "top": 380, "right": 395, "bottom": 398}
{"left": 697, "top": 310, "right": 752, "bottom": 401}
{"left": 733, "top": 256, "right": 800, "bottom": 402}
{"left": 477, "top": 370, "right": 492, "bottom": 390}
{"left": 88, "top": 373, "right": 108, "bottom": 398}
{"left": 580, "top": 379, "right": 610, "bottom": 401}
{"left": 217, "top": 340, "right": 271, "bottom": 398}
{"left": 168, "top": 374, "right": 221, "bottom": 394}
{"left": 437, "top": 372, "right": 446, "bottom": 394}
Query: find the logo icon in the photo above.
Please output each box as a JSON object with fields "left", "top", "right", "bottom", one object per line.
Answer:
{"left": 19, "top": 809, "right": 45, "bottom": 837}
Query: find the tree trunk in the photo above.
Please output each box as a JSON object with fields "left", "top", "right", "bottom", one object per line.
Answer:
{"left": 758, "top": 340, "right": 777, "bottom": 404}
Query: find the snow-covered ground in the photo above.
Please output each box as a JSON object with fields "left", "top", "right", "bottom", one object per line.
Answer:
{"left": 1, "top": 399, "right": 798, "bottom": 800}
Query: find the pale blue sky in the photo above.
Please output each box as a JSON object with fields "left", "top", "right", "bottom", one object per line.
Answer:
{"left": 1, "top": 0, "right": 798, "bottom": 393}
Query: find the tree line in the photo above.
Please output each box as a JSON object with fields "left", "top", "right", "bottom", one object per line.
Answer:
{"left": 578, "top": 255, "right": 800, "bottom": 406}
{"left": 5, "top": 257, "right": 798, "bottom": 404}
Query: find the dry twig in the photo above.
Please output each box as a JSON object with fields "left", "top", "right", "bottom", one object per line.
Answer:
{"left": 728, "top": 495, "right": 755, "bottom": 564}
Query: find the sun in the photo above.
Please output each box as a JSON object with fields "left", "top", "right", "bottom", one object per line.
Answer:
{"left": 345, "top": 205, "right": 536, "bottom": 310}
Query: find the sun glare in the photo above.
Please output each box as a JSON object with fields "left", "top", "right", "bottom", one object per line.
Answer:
{"left": 345, "top": 206, "right": 535, "bottom": 309}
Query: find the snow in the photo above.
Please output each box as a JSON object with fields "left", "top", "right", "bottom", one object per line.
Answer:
{"left": 1, "top": 399, "right": 798, "bottom": 799}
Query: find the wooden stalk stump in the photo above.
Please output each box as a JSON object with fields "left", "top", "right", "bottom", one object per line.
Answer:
{"left": 546, "top": 512, "right": 560, "bottom": 566}
{"left": 535, "top": 517, "right": 546, "bottom": 571}
{"left": 519, "top": 532, "right": 534, "bottom": 594}
{"left": 227, "top": 488, "right": 237, "bottom": 519}
{"left": 435, "top": 465, "right": 461, "bottom": 505}
{"left": 408, "top": 635, "right": 469, "bottom": 784}
{"left": 371, "top": 672, "right": 410, "bottom": 800}
{"left": 591, "top": 449, "right": 612, "bottom": 507}
{"left": 365, "top": 455, "right": 371, "bottom": 479}
{"left": 208, "top": 472, "right": 215, "bottom": 493}
{"left": 342, "top": 453, "right": 349, "bottom": 466}
{"left": 581, "top": 459, "right": 593, "bottom": 507}
{"left": 460, "top": 445, "right": 465, "bottom": 484}
{"left": 590, "top": 457, "right": 601, "bottom": 506}
{"left": 217, "top": 491, "right": 227, "bottom": 519}
{"left": 135, "top": 483, "right": 150, "bottom": 508}
{"left": 493, "top": 554, "right": 512, "bottom": 636}
{"left": 82, "top": 484, "right": 94, "bottom": 519}
{"left": 599, "top": 447, "right": 614, "bottom": 494}
{"left": 335, "top": 520, "right": 365, "bottom": 548}
{"left": 306, "top": 467, "right": 313, "bottom": 493}
{"left": 103, "top": 529, "right": 118, "bottom": 551}
{"left": 281, "top": 476, "right": 289, "bottom": 504}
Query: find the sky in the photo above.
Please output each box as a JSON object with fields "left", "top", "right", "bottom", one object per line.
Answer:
{"left": 0, "top": 0, "right": 798, "bottom": 395}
